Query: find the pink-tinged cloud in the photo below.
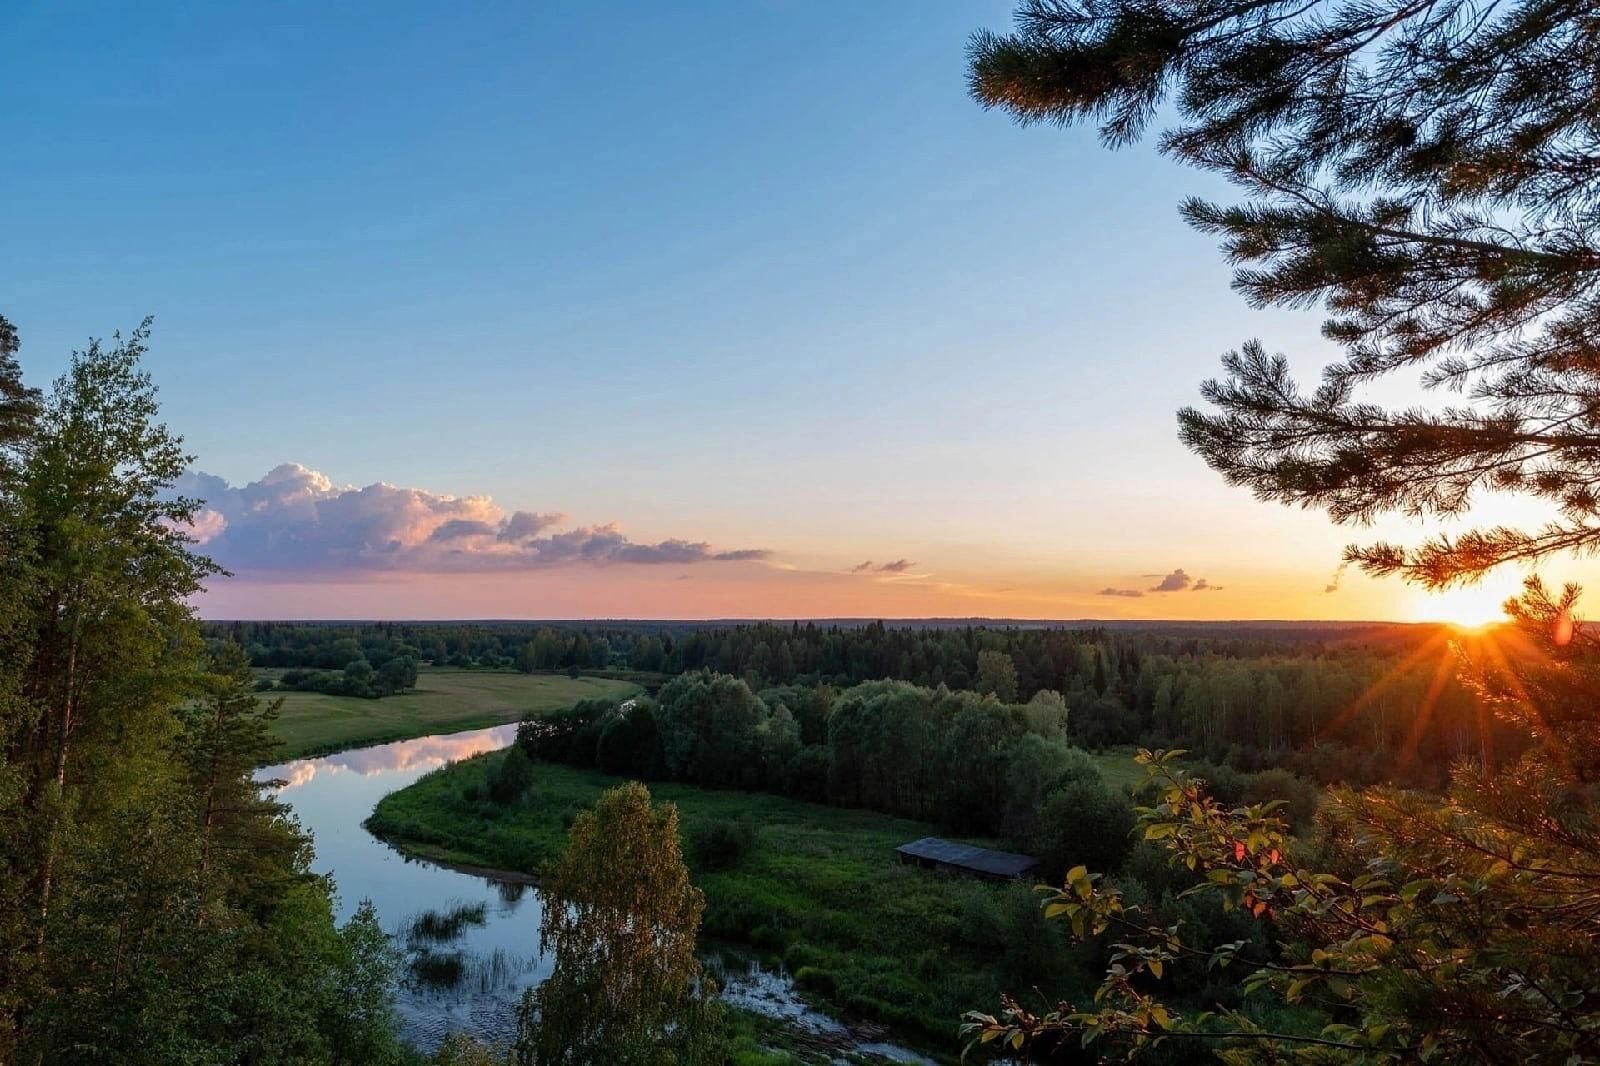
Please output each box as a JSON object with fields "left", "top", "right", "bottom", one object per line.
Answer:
{"left": 1149, "top": 568, "right": 1193, "bottom": 592}
{"left": 175, "top": 463, "right": 770, "bottom": 575}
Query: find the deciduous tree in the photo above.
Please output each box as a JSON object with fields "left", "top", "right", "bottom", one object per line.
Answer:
{"left": 514, "top": 782, "right": 722, "bottom": 1065}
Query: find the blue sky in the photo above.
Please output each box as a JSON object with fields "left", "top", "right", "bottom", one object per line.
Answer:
{"left": 3, "top": 1, "right": 1498, "bottom": 620}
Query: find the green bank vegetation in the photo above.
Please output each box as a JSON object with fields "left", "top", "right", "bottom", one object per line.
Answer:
{"left": 368, "top": 745, "right": 1142, "bottom": 1046}
{"left": 266, "top": 670, "right": 641, "bottom": 760}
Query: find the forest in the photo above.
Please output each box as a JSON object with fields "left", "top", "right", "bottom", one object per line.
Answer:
{"left": 8, "top": 0, "right": 1600, "bottom": 1059}
{"left": 211, "top": 618, "right": 1514, "bottom": 790}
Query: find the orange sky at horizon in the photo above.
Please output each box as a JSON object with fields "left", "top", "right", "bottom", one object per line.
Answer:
{"left": 193, "top": 555, "right": 1547, "bottom": 626}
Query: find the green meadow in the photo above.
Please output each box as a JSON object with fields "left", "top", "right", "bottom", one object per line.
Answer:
{"left": 366, "top": 749, "right": 1142, "bottom": 1049}
{"left": 265, "top": 669, "right": 642, "bottom": 759}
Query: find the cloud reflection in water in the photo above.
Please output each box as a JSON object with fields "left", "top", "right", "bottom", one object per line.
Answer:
{"left": 259, "top": 723, "right": 517, "bottom": 793}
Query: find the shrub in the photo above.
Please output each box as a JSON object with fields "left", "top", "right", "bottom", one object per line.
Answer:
{"left": 1033, "top": 778, "right": 1135, "bottom": 881}
{"left": 488, "top": 746, "right": 535, "bottom": 804}
{"left": 1242, "top": 767, "right": 1320, "bottom": 831}
{"left": 688, "top": 818, "right": 757, "bottom": 872}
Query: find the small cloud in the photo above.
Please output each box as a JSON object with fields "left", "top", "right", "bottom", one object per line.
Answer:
{"left": 1149, "top": 568, "right": 1193, "bottom": 592}
{"left": 1192, "top": 578, "right": 1223, "bottom": 592}
{"left": 1099, "top": 587, "right": 1145, "bottom": 598}
{"left": 850, "top": 558, "right": 917, "bottom": 574}
{"left": 713, "top": 548, "right": 770, "bottom": 562}
{"left": 1324, "top": 583, "right": 1339, "bottom": 594}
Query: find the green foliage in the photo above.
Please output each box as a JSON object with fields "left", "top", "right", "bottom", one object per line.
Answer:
{"left": 223, "top": 617, "right": 1505, "bottom": 790}
{"left": 971, "top": 0, "right": 1600, "bottom": 588}
{"left": 431, "top": 1034, "right": 512, "bottom": 1066}
{"left": 1034, "top": 777, "right": 1136, "bottom": 883}
{"left": 688, "top": 817, "right": 757, "bottom": 872}
{"left": 0, "top": 320, "right": 410, "bottom": 1063}
{"left": 655, "top": 672, "right": 774, "bottom": 789}
{"left": 514, "top": 782, "right": 723, "bottom": 1065}
{"left": 966, "top": 742, "right": 1600, "bottom": 1062}
{"left": 596, "top": 700, "right": 663, "bottom": 778}
{"left": 489, "top": 744, "right": 535, "bottom": 804}
{"left": 370, "top": 749, "right": 1113, "bottom": 1044}
{"left": 322, "top": 900, "right": 407, "bottom": 1065}
{"left": 976, "top": 649, "right": 1019, "bottom": 703}
{"left": 270, "top": 655, "right": 419, "bottom": 699}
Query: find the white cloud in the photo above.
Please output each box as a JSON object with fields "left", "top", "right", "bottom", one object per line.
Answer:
{"left": 175, "top": 463, "right": 770, "bottom": 574}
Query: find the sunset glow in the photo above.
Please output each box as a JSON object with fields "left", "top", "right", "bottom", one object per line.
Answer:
{"left": 1405, "top": 572, "right": 1524, "bottom": 629}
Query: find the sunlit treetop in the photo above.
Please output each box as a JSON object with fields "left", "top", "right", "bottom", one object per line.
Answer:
{"left": 971, "top": 0, "right": 1600, "bottom": 588}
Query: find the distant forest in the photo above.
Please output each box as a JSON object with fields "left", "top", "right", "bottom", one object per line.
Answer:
{"left": 206, "top": 619, "right": 1514, "bottom": 791}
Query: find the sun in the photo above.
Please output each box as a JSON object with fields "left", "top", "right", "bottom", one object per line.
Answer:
{"left": 1407, "top": 576, "right": 1520, "bottom": 629}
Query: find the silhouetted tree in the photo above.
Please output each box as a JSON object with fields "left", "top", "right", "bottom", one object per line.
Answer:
{"left": 971, "top": 0, "right": 1600, "bottom": 587}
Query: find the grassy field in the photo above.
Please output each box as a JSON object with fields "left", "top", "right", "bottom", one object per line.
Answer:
{"left": 266, "top": 669, "right": 641, "bottom": 759}
{"left": 368, "top": 753, "right": 1114, "bottom": 1053}
{"left": 1089, "top": 748, "right": 1147, "bottom": 793}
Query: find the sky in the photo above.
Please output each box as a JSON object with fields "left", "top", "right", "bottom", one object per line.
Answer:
{"left": 0, "top": 1, "right": 1562, "bottom": 622}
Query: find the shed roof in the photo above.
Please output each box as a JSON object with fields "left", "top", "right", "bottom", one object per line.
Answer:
{"left": 895, "top": 836, "right": 1038, "bottom": 878}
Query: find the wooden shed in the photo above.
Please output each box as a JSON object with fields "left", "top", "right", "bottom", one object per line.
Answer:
{"left": 895, "top": 836, "right": 1039, "bottom": 881}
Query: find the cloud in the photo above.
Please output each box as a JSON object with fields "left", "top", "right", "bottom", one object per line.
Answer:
{"left": 850, "top": 558, "right": 917, "bottom": 574}
{"left": 175, "top": 463, "right": 770, "bottom": 575}
{"left": 1149, "top": 568, "right": 1193, "bottom": 592}
{"left": 1324, "top": 583, "right": 1339, "bottom": 594}
{"left": 1192, "top": 578, "right": 1223, "bottom": 592}
{"left": 1098, "top": 587, "right": 1145, "bottom": 598}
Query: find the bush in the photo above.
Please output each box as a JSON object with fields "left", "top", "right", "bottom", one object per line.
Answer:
{"left": 1183, "top": 759, "right": 1248, "bottom": 805}
{"left": 488, "top": 746, "right": 535, "bottom": 804}
{"left": 1034, "top": 778, "right": 1136, "bottom": 881}
{"left": 688, "top": 818, "right": 757, "bottom": 872}
{"left": 1242, "top": 767, "right": 1320, "bottom": 832}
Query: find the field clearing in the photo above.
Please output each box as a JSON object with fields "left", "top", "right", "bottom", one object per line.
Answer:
{"left": 266, "top": 669, "right": 641, "bottom": 759}
{"left": 1088, "top": 748, "right": 1146, "bottom": 792}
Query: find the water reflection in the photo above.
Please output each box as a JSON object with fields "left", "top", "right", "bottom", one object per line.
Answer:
{"left": 255, "top": 725, "right": 548, "bottom": 1050}
{"left": 260, "top": 724, "right": 518, "bottom": 794}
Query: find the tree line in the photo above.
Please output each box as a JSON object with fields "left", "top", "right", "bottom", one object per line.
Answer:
{"left": 214, "top": 617, "right": 1516, "bottom": 790}
{"left": 511, "top": 672, "right": 1323, "bottom": 885}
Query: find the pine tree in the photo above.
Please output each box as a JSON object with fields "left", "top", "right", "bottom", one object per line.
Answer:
{"left": 966, "top": 5, "right": 1600, "bottom": 1060}
{"left": 970, "top": 0, "right": 1600, "bottom": 587}
{"left": 0, "top": 320, "right": 408, "bottom": 1064}
{"left": 0, "top": 315, "right": 40, "bottom": 479}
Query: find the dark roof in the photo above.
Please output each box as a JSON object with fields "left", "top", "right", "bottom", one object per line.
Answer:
{"left": 895, "top": 836, "right": 1038, "bottom": 878}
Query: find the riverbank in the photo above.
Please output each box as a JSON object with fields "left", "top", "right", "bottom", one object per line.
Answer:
{"left": 368, "top": 749, "right": 1095, "bottom": 1051}
{"left": 262, "top": 724, "right": 948, "bottom": 1064}
{"left": 265, "top": 670, "right": 641, "bottom": 759}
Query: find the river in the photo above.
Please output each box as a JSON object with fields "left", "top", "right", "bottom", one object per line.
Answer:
{"left": 256, "top": 725, "right": 936, "bottom": 1062}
